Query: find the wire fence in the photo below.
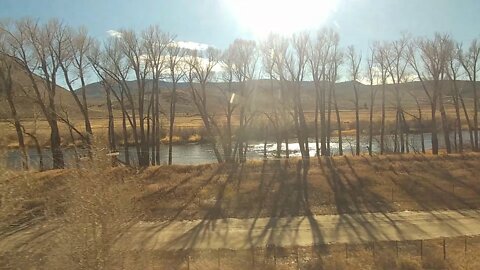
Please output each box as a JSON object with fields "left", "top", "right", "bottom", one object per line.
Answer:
{"left": 115, "top": 237, "right": 480, "bottom": 269}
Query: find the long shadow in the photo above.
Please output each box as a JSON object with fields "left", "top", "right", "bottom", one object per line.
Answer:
{"left": 161, "top": 163, "right": 244, "bottom": 250}
{"left": 134, "top": 154, "right": 480, "bottom": 253}
{"left": 325, "top": 156, "right": 400, "bottom": 242}
{"left": 388, "top": 154, "right": 480, "bottom": 210}
{"left": 380, "top": 154, "right": 475, "bottom": 235}
{"left": 243, "top": 159, "right": 309, "bottom": 248}
{"left": 137, "top": 165, "right": 223, "bottom": 245}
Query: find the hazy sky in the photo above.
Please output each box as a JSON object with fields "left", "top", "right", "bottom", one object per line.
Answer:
{"left": 1, "top": 0, "right": 479, "bottom": 52}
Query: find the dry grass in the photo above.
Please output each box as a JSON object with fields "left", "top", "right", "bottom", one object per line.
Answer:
{"left": 2, "top": 154, "right": 480, "bottom": 269}
{"left": 2, "top": 153, "right": 479, "bottom": 224}
{"left": 138, "top": 153, "right": 480, "bottom": 221}
{"left": 2, "top": 105, "right": 471, "bottom": 148}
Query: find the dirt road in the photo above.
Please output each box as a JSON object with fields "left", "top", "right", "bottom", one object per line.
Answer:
{"left": 116, "top": 209, "right": 480, "bottom": 251}
{"left": 3, "top": 209, "right": 480, "bottom": 252}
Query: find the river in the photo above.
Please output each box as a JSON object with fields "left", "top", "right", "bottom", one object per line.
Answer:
{"left": 3, "top": 131, "right": 471, "bottom": 170}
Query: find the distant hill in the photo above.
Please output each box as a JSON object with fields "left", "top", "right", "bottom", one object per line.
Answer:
{"left": 3, "top": 57, "right": 479, "bottom": 122}
{"left": 0, "top": 57, "right": 85, "bottom": 120}
{"left": 80, "top": 79, "right": 480, "bottom": 115}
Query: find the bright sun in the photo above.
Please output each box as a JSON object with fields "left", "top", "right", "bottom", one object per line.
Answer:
{"left": 223, "top": 0, "right": 339, "bottom": 38}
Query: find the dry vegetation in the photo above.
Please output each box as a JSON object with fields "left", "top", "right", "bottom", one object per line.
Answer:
{"left": 0, "top": 105, "right": 472, "bottom": 148}
{"left": 1, "top": 153, "right": 480, "bottom": 269}
{"left": 139, "top": 153, "right": 480, "bottom": 221}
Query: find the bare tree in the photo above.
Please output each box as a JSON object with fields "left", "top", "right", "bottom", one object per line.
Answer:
{"left": 447, "top": 44, "right": 465, "bottom": 152}
{"left": 260, "top": 34, "right": 282, "bottom": 158}
{"left": 374, "top": 42, "right": 391, "bottom": 155}
{"left": 458, "top": 39, "right": 480, "bottom": 151}
{"left": 119, "top": 29, "right": 151, "bottom": 166}
{"left": 142, "top": 26, "right": 170, "bottom": 165}
{"left": 0, "top": 27, "right": 28, "bottom": 169}
{"left": 309, "top": 29, "right": 336, "bottom": 157}
{"left": 366, "top": 45, "right": 378, "bottom": 156}
{"left": 408, "top": 91, "right": 426, "bottom": 154}
{"left": 386, "top": 36, "right": 410, "bottom": 153}
{"left": 347, "top": 45, "right": 362, "bottom": 155}
{"left": 284, "top": 32, "right": 310, "bottom": 160}
{"left": 3, "top": 19, "right": 68, "bottom": 168}
{"left": 165, "top": 40, "right": 185, "bottom": 165}
{"left": 228, "top": 39, "right": 258, "bottom": 162}
{"left": 409, "top": 34, "right": 452, "bottom": 154}
{"left": 186, "top": 47, "right": 224, "bottom": 163}
{"left": 269, "top": 34, "right": 293, "bottom": 158}
{"left": 88, "top": 40, "right": 122, "bottom": 165}
{"left": 58, "top": 27, "right": 94, "bottom": 157}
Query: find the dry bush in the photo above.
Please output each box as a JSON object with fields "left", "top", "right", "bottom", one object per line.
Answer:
{"left": 0, "top": 168, "right": 66, "bottom": 233}
{"left": 44, "top": 149, "right": 142, "bottom": 269}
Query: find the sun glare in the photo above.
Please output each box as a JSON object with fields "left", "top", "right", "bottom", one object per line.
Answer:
{"left": 224, "top": 0, "right": 339, "bottom": 38}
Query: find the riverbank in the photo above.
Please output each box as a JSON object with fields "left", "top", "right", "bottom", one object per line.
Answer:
{"left": 2, "top": 106, "right": 471, "bottom": 149}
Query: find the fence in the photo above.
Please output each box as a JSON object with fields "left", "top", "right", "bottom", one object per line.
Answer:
{"left": 117, "top": 236, "right": 480, "bottom": 269}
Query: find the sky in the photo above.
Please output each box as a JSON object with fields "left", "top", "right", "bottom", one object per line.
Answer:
{"left": 1, "top": 0, "right": 479, "bottom": 53}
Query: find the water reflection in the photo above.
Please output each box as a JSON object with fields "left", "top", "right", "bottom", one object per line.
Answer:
{"left": 4, "top": 131, "right": 471, "bottom": 170}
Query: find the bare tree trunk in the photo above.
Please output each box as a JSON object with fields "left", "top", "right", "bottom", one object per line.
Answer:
{"left": 121, "top": 90, "right": 130, "bottom": 165}
{"left": 49, "top": 108, "right": 64, "bottom": 169}
{"left": 327, "top": 85, "right": 332, "bottom": 156}
{"left": 452, "top": 83, "right": 464, "bottom": 152}
{"left": 380, "top": 84, "right": 386, "bottom": 154}
{"left": 438, "top": 85, "right": 452, "bottom": 153}
{"left": 368, "top": 86, "right": 375, "bottom": 156}
{"left": 333, "top": 86, "right": 342, "bottom": 156}
{"left": 168, "top": 82, "right": 177, "bottom": 165}
{"left": 431, "top": 92, "right": 439, "bottom": 155}
{"left": 459, "top": 93, "right": 474, "bottom": 150}
{"left": 320, "top": 83, "right": 327, "bottom": 156}
{"left": 473, "top": 81, "right": 478, "bottom": 151}
{"left": 155, "top": 82, "right": 161, "bottom": 165}
{"left": 65, "top": 111, "right": 80, "bottom": 169}
{"left": 2, "top": 61, "right": 28, "bottom": 169}
{"left": 104, "top": 82, "right": 117, "bottom": 165}
{"left": 315, "top": 86, "right": 320, "bottom": 156}
{"left": 23, "top": 129, "right": 43, "bottom": 171}
{"left": 354, "top": 84, "right": 360, "bottom": 155}
{"left": 417, "top": 101, "right": 426, "bottom": 154}
{"left": 7, "top": 97, "right": 28, "bottom": 170}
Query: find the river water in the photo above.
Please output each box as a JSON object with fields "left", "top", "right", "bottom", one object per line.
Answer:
{"left": 3, "top": 131, "right": 471, "bottom": 170}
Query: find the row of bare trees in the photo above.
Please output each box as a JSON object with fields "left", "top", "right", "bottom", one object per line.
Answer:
{"left": 1, "top": 19, "right": 479, "bottom": 170}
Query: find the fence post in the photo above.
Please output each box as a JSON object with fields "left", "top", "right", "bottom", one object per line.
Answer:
{"left": 296, "top": 246, "right": 300, "bottom": 270}
{"left": 217, "top": 248, "right": 221, "bottom": 269}
{"left": 372, "top": 242, "right": 375, "bottom": 259}
{"left": 443, "top": 238, "right": 446, "bottom": 260}
{"left": 396, "top": 241, "right": 399, "bottom": 257}
{"left": 465, "top": 236, "right": 467, "bottom": 256}
{"left": 420, "top": 240, "right": 423, "bottom": 260}
{"left": 251, "top": 248, "right": 255, "bottom": 268}
{"left": 273, "top": 245, "right": 277, "bottom": 266}
{"left": 187, "top": 254, "right": 190, "bottom": 270}
{"left": 345, "top": 244, "right": 348, "bottom": 260}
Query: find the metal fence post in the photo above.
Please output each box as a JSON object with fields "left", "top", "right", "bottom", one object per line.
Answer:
{"left": 443, "top": 238, "right": 446, "bottom": 260}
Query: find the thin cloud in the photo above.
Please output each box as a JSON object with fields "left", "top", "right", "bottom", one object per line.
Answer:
{"left": 176, "top": 41, "right": 209, "bottom": 51}
{"left": 106, "top": 30, "right": 122, "bottom": 38}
